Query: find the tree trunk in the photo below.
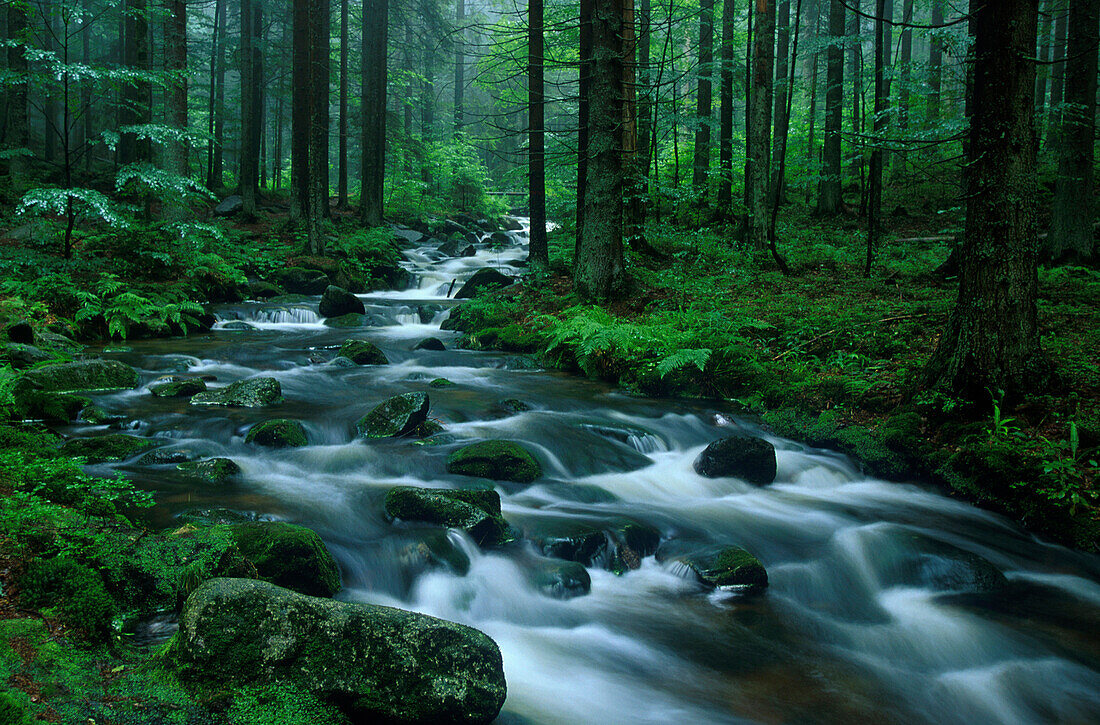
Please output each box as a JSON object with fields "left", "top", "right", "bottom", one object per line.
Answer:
{"left": 43, "top": 0, "right": 59, "bottom": 165}
{"left": 528, "top": 0, "right": 548, "bottom": 269}
{"left": 240, "top": 0, "right": 259, "bottom": 217}
{"left": 746, "top": 0, "right": 775, "bottom": 249}
{"left": 1047, "top": 0, "right": 1098, "bottom": 261}
{"left": 454, "top": 0, "right": 465, "bottom": 135}
{"left": 337, "top": 0, "right": 349, "bottom": 207}
{"left": 845, "top": 0, "right": 861, "bottom": 196}
{"left": 165, "top": 0, "right": 189, "bottom": 218}
{"left": 207, "top": 0, "right": 226, "bottom": 190}
{"left": 692, "top": 0, "right": 713, "bottom": 197}
{"left": 806, "top": 0, "right": 821, "bottom": 167}
{"left": 1048, "top": 3, "right": 1069, "bottom": 139}
{"left": 637, "top": 0, "right": 653, "bottom": 202}
{"left": 307, "top": 0, "right": 330, "bottom": 251}
{"left": 120, "top": 0, "right": 150, "bottom": 165}
{"left": 816, "top": 0, "right": 844, "bottom": 215}
{"left": 771, "top": 0, "right": 790, "bottom": 203}
{"left": 717, "top": 0, "right": 735, "bottom": 212}
{"left": 924, "top": 0, "right": 1044, "bottom": 402}
{"left": 575, "top": 0, "right": 627, "bottom": 301}
{"left": 866, "top": 0, "right": 887, "bottom": 276}
{"left": 897, "top": 0, "right": 913, "bottom": 170}
{"left": 1035, "top": 0, "right": 1053, "bottom": 146}
{"left": 7, "top": 2, "right": 28, "bottom": 182}
{"left": 361, "top": 0, "right": 388, "bottom": 226}
{"left": 576, "top": 0, "right": 593, "bottom": 244}
{"left": 291, "top": 0, "right": 310, "bottom": 221}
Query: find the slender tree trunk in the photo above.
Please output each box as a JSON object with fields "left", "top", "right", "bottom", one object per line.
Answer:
{"left": 337, "top": 0, "right": 349, "bottom": 207}
{"left": 79, "top": 0, "right": 92, "bottom": 172}
{"left": 404, "top": 25, "right": 414, "bottom": 173}
{"left": 637, "top": 0, "right": 653, "bottom": 215}
{"left": 7, "top": 2, "right": 29, "bottom": 183}
{"left": 307, "top": 0, "right": 330, "bottom": 250}
{"left": 528, "top": 0, "right": 547, "bottom": 269}
{"left": 1048, "top": 3, "right": 1069, "bottom": 139}
{"left": 927, "top": 0, "right": 943, "bottom": 127}
{"left": 924, "top": 0, "right": 1044, "bottom": 401}
{"left": 866, "top": 0, "right": 886, "bottom": 276}
{"left": 771, "top": 0, "right": 790, "bottom": 203}
{"left": 746, "top": 0, "right": 775, "bottom": 249}
{"left": 420, "top": 39, "right": 435, "bottom": 186}
{"left": 120, "top": 0, "right": 150, "bottom": 165}
{"left": 1035, "top": 0, "right": 1052, "bottom": 146}
{"left": 692, "top": 0, "right": 714, "bottom": 196}
{"left": 291, "top": 0, "right": 310, "bottom": 220}
{"left": 241, "top": 0, "right": 259, "bottom": 216}
{"left": 623, "top": 0, "right": 646, "bottom": 251}
{"left": 166, "top": 0, "right": 189, "bottom": 218}
{"left": 576, "top": 0, "right": 627, "bottom": 301}
{"left": 207, "top": 0, "right": 227, "bottom": 190}
{"left": 1048, "top": 0, "right": 1098, "bottom": 261}
{"left": 361, "top": 0, "right": 388, "bottom": 226}
{"left": 846, "top": 0, "right": 861, "bottom": 194}
{"left": 897, "top": 0, "right": 913, "bottom": 171}
{"left": 576, "top": 0, "right": 593, "bottom": 244}
{"left": 806, "top": 1, "right": 821, "bottom": 167}
{"left": 816, "top": 0, "right": 844, "bottom": 215}
{"left": 454, "top": 0, "right": 465, "bottom": 135}
{"left": 717, "top": 0, "right": 735, "bottom": 212}
{"left": 43, "top": 0, "right": 59, "bottom": 165}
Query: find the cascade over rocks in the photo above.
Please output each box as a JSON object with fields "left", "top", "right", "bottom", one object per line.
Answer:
{"left": 337, "top": 339, "right": 389, "bottom": 365}
{"left": 693, "top": 433, "right": 778, "bottom": 484}
{"left": 356, "top": 392, "right": 430, "bottom": 438}
{"left": 657, "top": 542, "right": 768, "bottom": 592}
{"left": 318, "top": 285, "right": 365, "bottom": 317}
{"left": 171, "top": 578, "right": 506, "bottom": 724}
{"left": 191, "top": 377, "right": 282, "bottom": 407}
{"left": 385, "top": 487, "right": 512, "bottom": 546}
{"left": 454, "top": 268, "right": 513, "bottom": 298}
{"left": 447, "top": 440, "right": 541, "bottom": 483}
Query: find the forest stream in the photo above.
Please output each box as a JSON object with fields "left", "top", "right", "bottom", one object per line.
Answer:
{"left": 62, "top": 225, "right": 1100, "bottom": 725}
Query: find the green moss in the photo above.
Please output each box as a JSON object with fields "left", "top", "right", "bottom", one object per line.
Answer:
{"left": 228, "top": 683, "right": 351, "bottom": 725}
{"left": 18, "top": 358, "right": 140, "bottom": 393}
{"left": 682, "top": 546, "right": 768, "bottom": 591}
{"left": 177, "top": 457, "right": 243, "bottom": 483}
{"left": 20, "top": 557, "right": 115, "bottom": 639}
{"left": 428, "top": 377, "right": 454, "bottom": 388}
{"left": 190, "top": 377, "right": 283, "bottom": 407}
{"left": 355, "top": 393, "right": 429, "bottom": 438}
{"left": 219, "top": 522, "right": 342, "bottom": 597}
{"left": 245, "top": 419, "right": 309, "bottom": 448}
{"left": 59, "top": 433, "right": 159, "bottom": 463}
{"left": 0, "top": 691, "right": 32, "bottom": 725}
{"left": 384, "top": 486, "right": 512, "bottom": 546}
{"left": 337, "top": 339, "right": 389, "bottom": 365}
{"left": 150, "top": 378, "right": 208, "bottom": 397}
{"left": 447, "top": 440, "right": 542, "bottom": 483}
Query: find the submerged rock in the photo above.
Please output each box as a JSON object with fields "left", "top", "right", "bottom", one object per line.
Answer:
{"left": 658, "top": 542, "right": 768, "bottom": 592}
{"left": 324, "top": 312, "right": 369, "bottom": 328}
{"left": 171, "top": 579, "right": 506, "bottom": 724}
{"left": 177, "top": 458, "right": 242, "bottom": 484}
{"left": 410, "top": 419, "right": 446, "bottom": 438}
{"left": 149, "top": 378, "right": 207, "bottom": 398}
{"left": 337, "top": 339, "right": 389, "bottom": 365}
{"left": 245, "top": 419, "right": 308, "bottom": 448}
{"left": 527, "top": 559, "right": 591, "bottom": 599}
{"left": 413, "top": 337, "right": 447, "bottom": 351}
{"left": 385, "top": 487, "right": 512, "bottom": 546}
{"left": 191, "top": 377, "right": 282, "bottom": 407}
{"left": 496, "top": 398, "right": 531, "bottom": 415}
{"left": 319, "top": 285, "right": 365, "bottom": 317}
{"left": 60, "top": 434, "right": 159, "bottom": 463}
{"left": 429, "top": 377, "right": 455, "bottom": 388}
{"left": 139, "top": 448, "right": 197, "bottom": 465}
{"left": 447, "top": 440, "right": 541, "bottom": 483}
{"left": 693, "top": 433, "right": 777, "bottom": 484}
{"left": 19, "top": 359, "right": 140, "bottom": 393}
{"left": 356, "top": 392, "right": 430, "bottom": 438}
{"left": 220, "top": 321, "right": 256, "bottom": 331}
{"left": 454, "top": 268, "right": 513, "bottom": 299}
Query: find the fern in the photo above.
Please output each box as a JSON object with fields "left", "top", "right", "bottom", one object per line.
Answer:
{"left": 656, "top": 348, "right": 712, "bottom": 378}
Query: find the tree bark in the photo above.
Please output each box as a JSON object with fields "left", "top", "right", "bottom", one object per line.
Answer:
{"left": 746, "top": 0, "right": 775, "bottom": 249}
{"left": 1047, "top": 0, "right": 1098, "bottom": 261}
{"left": 7, "top": 2, "right": 28, "bottom": 182}
{"left": 361, "top": 0, "right": 388, "bottom": 226}
{"left": 816, "top": 0, "right": 844, "bottom": 215}
{"left": 575, "top": 0, "right": 627, "bottom": 301}
{"left": 165, "top": 0, "right": 189, "bottom": 218}
{"left": 576, "top": 0, "right": 593, "bottom": 244}
{"left": 1048, "top": 2, "right": 1069, "bottom": 139}
{"left": 692, "top": 0, "right": 714, "bottom": 197}
{"left": 207, "top": 0, "right": 227, "bottom": 190}
{"left": 119, "top": 0, "right": 150, "bottom": 165}
{"left": 454, "top": 0, "right": 465, "bottom": 135}
{"left": 924, "top": 0, "right": 1045, "bottom": 402}
{"left": 337, "top": 0, "right": 349, "bottom": 207}
{"left": 1035, "top": 0, "right": 1052, "bottom": 146}
{"left": 307, "top": 0, "right": 330, "bottom": 250}
{"left": 528, "top": 0, "right": 548, "bottom": 269}
{"left": 866, "top": 0, "right": 887, "bottom": 276}
{"left": 291, "top": 0, "right": 310, "bottom": 222}
{"left": 897, "top": 0, "right": 913, "bottom": 169}
{"left": 926, "top": 0, "right": 943, "bottom": 127}
{"left": 240, "top": 0, "right": 261, "bottom": 217}
{"left": 717, "top": 0, "right": 735, "bottom": 212}
{"left": 771, "top": 0, "right": 790, "bottom": 203}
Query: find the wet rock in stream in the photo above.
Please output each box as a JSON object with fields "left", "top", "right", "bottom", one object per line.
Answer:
{"left": 190, "top": 377, "right": 283, "bottom": 407}
{"left": 385, "top": 486, "right": 513, "bottom": 546}
{"left": 245, "top": 419, "right": 309, "bottom": 448}
{"left": 318, "top": 284, "right": 365, "bottom": 317}
{"left": 657, "top": 541, "right": 769, "bottom": 593}
{"left": 356, "top": 392, "right": 430, "bottom": 438}
{"left": 149, "top": 378, "right": 207, "bottom": 398}
{"left": 693, "top": 432, "right": 777, "bottom": 485}
{"left": 60, "top": 433, "right": 160, "bottom": 463}
{"left": 447, "top": 440, "right": 541, "bottom": 483}
{"left": 337, "top": 339, "right": 389, "bottom": 365}
{"left": 177, "top": 458, "right": 242, "bottom": 484}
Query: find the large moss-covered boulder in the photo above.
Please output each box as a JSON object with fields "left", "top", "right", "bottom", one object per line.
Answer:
{"left": 356, "top": 393, "right": 429, "bottom": 438}
{"left": 171, "top": 578, "right": 506, "bottom": 724}
{"left": 149, "top": 378, "right": 207, "bottom": 398}
{"left": 447, "top": 440, "right": 541, "bottom": 483}
{"left": 190, "top": 377, "right": 282, "bottom": 407}
{"left": 659, "top": 543, "right": 768, "bottom": 592}
{"left": 0, "top": 342, "right": 54, "bottom": 369}
{"left": 245, "top": 419, "right": 308, "bottom": 448}
{"left": 692, "top": 433, "right": 777, "bottom": 485}
{"left": 319, "top": 285, "right": 365, "bottom": 317}
{"left": 60, "top": 434, "right": 159, "bottom": 463}
{"left": 413, "top": 337, "right": 447, "bottom": 351}
{"left": 12, "top": 390, "right": 90, "bottom": 423}
{"left": 385, "top": 487, "right": 512, "bottom": 546}
{"left": 19, "top": 359, "right": 139, "bottom": 393}
{"left": 454, "top": 268, "right": 513, "bottom": 299}
{"left": 337, "top": 339, "right": 389, "bottom": 365}
{"left": 276, "top": 266, "right": 330, "bottom": 295}
{"left": 220, "top": 522, "right": 341, "bottom": 597}
{"left": 177, "top": 458, "right": 242, "bottom": 484}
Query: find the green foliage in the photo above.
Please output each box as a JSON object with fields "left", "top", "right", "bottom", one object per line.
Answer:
{"left": 74, "top": 276, "right": 204, "bottom": 339}
{"left": 227, "top": 683, "right": 350, "bottom": 725}
{"left": 20, "top": 557, "right": 115, "bottom": 640}
{"left": 0, "top": 691, "right": 32, "bottom": 725}
{"left": 16, "top": 186, "right": 127, "bottom": 228}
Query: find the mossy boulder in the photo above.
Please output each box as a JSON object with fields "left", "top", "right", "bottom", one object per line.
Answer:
{"left": 220, "top": 522, "right": 341, "bottom": 597}
{"left": 454, "top": 268, "right": 513, "bottom": 299}
{"left": 659, "top": 543, "right": 768, "bottom": 592}
{"left": 413, "top": 337, "right": 447, "bottom": 351}
{"left": 19, "top": 359, "right": 139, "bottom": 393}
{"left": 171, "top": 578, "right": 506, "bottom": 724}
{"left": 60, "top": 434, "right": 159, "bottom": 463}
{"left": 319, "top": 285, "right": 365, "bottom": 317}
{"left": 140, "top": 448, "right": 197, "bottom": 465}
{"left": 0, "top": 342, "right": 54, "bottom": 369}
{"left": 19, "top": 557, "right": 114, "bottom": 640}
{"left": 276, "top": 266, "right": 330, "bottom": 295}
{"left": 693, "top": 433, "right": 777, "bottom": 485}
{"left": 191, "top": 377, "right": 283, "bottom": 407}
{"left": 447, "top": 440, "right": 541, "bottom": 483}
{"left": 245, "top": 419, "right": 309, "bottom": 448}
{"left": 411, "top": 419, "right": 446, "bottom": 438}
{"left": 385, "top": 487, "right": 512, "bottom": 546}
{"left": 324, "top": 313, "right": 369, "bottom": 328}
{"left": 177, "top": 458, "right": 242, "bottom": 484}
{"left": 248, "top": 280, "right": 285, "bottom": 299}
{"left": 356, "top": 393, "right": 429, "bottom": 438}
{"left": 149, "top": 378, "right": 207, "bottom": 398}
{"left": 337, "top": 339, "right": 389, "bottom": 365}
{"left": 429, "top": 377, "right": 455, "bottom": 388}
{"left": 12, "top": 389, "right": 90, "bottom": 422}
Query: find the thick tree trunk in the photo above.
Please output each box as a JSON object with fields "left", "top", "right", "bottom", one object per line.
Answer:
{"left": 1047, "top": 0, "right": 1099, "bottom": 261}
{"left": 528, "top": 0, "right": 548, "bottom": 269}
{"left": 7, "top": 2, "right": 28, "bottom": 182}
{"left": 240, "top": 0, "right": 260, "bottom": 217}
{"left": 816, "top": 0, "right": 844, "bottom": 215}
{"left": 924, "top": 0, "right": 1045, "bottom": 402}
{"left": 337, "top": 0, "right": 349, "bottom": 207}
{"left": 119, "top": 0, "right": 150, "bottom": 165}
{"left": 927, "top": 0, "right": 943, "bottom": 127}
{"left": 307, "top": 0, "right": 330, "bottom": 251}
{"left": 717, "top": 0, "right": 735, "bottom": 212}
{"left": 692, "top": 0, "right": 713, "bottom": 196}
{"left": 207, "top": 0, "right": 226, "bottom": 190}
{"left": 1048, "top": 3, "right": 1069, "bottom": 139}
{"left": 361, "top": 0, "right": 388, "bottom": 226}
{"left": 745, "top": 0, "right": 775, "bottom": 249}
{"left": 866, "top": 0, "right": 887, "bottom": 276}
{"left": 165, "top": 0, "right": 189, "bottom": 218}
{"left": 575, "top": 0, "right": 627, "bottom": 301}
{"left": 454, "top": 0, "right": 465, "bottom": 135}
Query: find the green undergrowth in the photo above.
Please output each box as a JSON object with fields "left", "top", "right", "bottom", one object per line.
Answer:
{"left": 451, "top": 215, "right": 1100, "bottom": 549}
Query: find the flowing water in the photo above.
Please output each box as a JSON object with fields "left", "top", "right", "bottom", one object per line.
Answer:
{"left": 67, "top": 225, "right": 1100, "bottom": 724}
